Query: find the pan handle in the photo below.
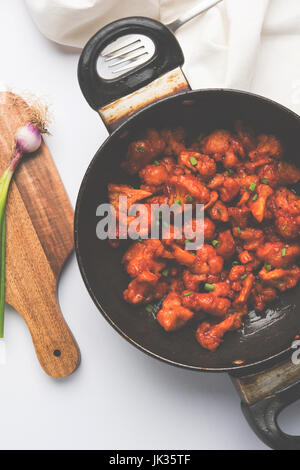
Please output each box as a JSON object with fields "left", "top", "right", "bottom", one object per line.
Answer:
{"left": 231, "top": 355, "right": 300, "bottom": 450}
{"left": 78, "top": 17, "right": 190, "bottom": 132}
{"left": 241, "top": 381, "right": 300, "bottom": 450}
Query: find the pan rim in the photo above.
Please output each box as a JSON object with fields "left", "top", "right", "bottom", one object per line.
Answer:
{"left": 75, "top": 87, "right": 300, "bottom": 373}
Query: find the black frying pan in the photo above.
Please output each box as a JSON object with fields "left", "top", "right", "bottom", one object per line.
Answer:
{"left": 76, "top": 17, "right": 300, "bottom": 450}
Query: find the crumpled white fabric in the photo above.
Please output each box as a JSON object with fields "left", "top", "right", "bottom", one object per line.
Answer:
{"left": 25, "top": 0, "right": 300, "bottom": 113}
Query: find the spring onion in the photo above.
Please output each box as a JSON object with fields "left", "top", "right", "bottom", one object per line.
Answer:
{"left": 204, "top": 283, "right": 215, "bottom": 292}
{"left": 189, "top": 156, "right": 198, "bottom": 166}
{"left": 145, "top": 304, "right": 154, "bottom": 313}
{"left": 0, "top": 111, "right": 48, "bottom": 340}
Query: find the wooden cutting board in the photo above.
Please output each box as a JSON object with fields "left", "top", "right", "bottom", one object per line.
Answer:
{"left": 0, "top": 91, "right": 80, "bottom": 378}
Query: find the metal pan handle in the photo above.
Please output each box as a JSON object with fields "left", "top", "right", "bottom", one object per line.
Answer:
{"left": 232, "top": 358, "right": 300, "bottom": 450}
{"left": 78, "top": 17, "right": 190, "bottom": 132}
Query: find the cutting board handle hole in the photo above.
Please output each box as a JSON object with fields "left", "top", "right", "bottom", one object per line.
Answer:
{"left": 53, "top": 349, "right": 61, "bottom": 357}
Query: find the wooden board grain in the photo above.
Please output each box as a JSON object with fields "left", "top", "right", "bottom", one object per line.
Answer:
{"left": 0, "top": 92, "right": 80, "bottom": 378}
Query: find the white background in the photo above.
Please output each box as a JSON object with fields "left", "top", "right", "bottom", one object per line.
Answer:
{"left": 0, "top": 0, "right": 299, "bottom": 450}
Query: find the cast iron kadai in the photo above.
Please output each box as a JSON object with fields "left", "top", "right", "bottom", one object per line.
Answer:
{"left": 76, "top": 16, "right": 300, "bottom": 450}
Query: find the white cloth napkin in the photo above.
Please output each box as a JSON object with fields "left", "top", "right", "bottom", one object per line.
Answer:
{"left": 25, "top": 0, "right": 300, "bottom": 114}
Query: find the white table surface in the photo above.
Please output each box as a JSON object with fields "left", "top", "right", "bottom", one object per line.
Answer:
{"left": 0, "top": 0, "right": 299, "bottom": 451}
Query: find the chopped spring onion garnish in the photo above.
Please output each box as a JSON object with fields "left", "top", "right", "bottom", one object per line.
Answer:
{"left": 252, "top": 194, "right": 258, "bottom": 201}
{"left": 185, "top": 239, "right": 191, "bottom": 244}
{"left": 282, "top": 225, "right": 287, "bottom": 231}
{"left": 174, "top": 198, "right": 181, "bottom": 205}
{"left": 183, "top": 292, "right": 192, "bottom": 297}
{"left": 237, "top": 226, "right": 241, "bottom": 234}
{"left": 226, "top": 169, "right": 234, "bottom": 175}
{"left": 189, "top": 156, "right": 198, "bottom": 166}
{"left": 261, "top": 177, "right": 269, "bottom": 184}
{"left": 137, "top": 237, "right": 143, "bottom": 243}
{"left": 281, "top": 248, "right": 286, "bottom": 257}
{"left": 145, "top": 304, "right": 154, "bottom": 313}
{"left": 240, "top": 274, "right": 248, "bottom": 280}
{"left": 204, "top": 283, "right": 215, "bottom": 292}
{"left": 264, "top": 263, "right": 272, "bottom": 271}
{"left": 249, "top": 182, "right": 256, "bottom": 192}
{"left": 137, "top": 145, "right": 145, "bottom": 152}
{"left": 232, "top": 261, "right": 239, "bottom": 266}
{"left": 186, "top": 195, "right": 194, "bottom": 202}
{"left": 212, "top": 240, "right": 219, "bottom": 247}
{"left": 162, "top": 269, "right": 169, "bottom": 277}
{"left": 154, "top": 160, "right": 160, "bottom": 166}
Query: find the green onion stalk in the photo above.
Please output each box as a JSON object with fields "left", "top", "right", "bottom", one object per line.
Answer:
{"left": 0, "top": 121, "right": 46, "bottom": 341}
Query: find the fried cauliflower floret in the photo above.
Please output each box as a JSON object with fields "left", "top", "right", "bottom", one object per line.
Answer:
{"left": 201, "top": 129, "right": 244, "bottom": 166}
{"left": 208, "top": 174, "right": 240, "bottom": 202}
{"left": 157, "top": 292, "right": 194, "bottom": 331}
{"left": 256, "top": 242, "right": 300, "bottom": 268}
{"left": 192, "top": 245, "right": 224, "bottom": 275}
{"left": 161, "top": 127, "right": 187, "bottom": 156}
{"left": 233, "top": 227, "right": 264, "bottom": 251}
{"left": 178, "top": 151, "right": 216, "bottom": 179}
{"left": 269, "top": 188, "right": 300, "bottom": 239}
{"left": 259, "top": 265, "right": 300, "bottom": 292}
{"left": 108, "top": 184, "right": 152, "bottom": 210}
{"left": 169, "top": 174, "right": 210, "bottom": 204}
{"left": 251, "top": 284, "right": 277, "bottom": 312}
{"left": 250, "top": 184, "right": 274, "bottom": 223}
{"left": 182, "top": 292, "right": 231, "bottom": 318}
{"left": 238, "top": 251, "right": 253, "bottom": 264}
{"left": 183, "top": 217, "right": 216, "bottom": 243}
{"left": 124, "top": 273, "right": 168, "bottom": 304}
{"left": 108, "top": 184, "right": 153, "bottom": 239}
{"left": 228, "top": 206, "right": 250, "bottom": 229}
{"left": 216, "top": 230, "right": 236, "bottom": 260}
{"left": 233, "top": 273, "right": 255, "bottom": 307}
{"left": 257, "top": 163, "right": 279, "bottom": 188}
{"left": 139, "top": 157, "right": 184, "bottom": 187}
{"left": 122, "top": 128, "right": 166, "bottom": 174}
{"left": 182, "top": 270, "right": 207, "bottom": 291}
{"left": 249, "top": 134, "right": 283, "bottom": 160}
{"left": 209, "top": 200, "right": 229, "bottom": 223}
{"left": 277, "top": 161, "right": 300, "bottom": 185}
{"left": 195, "top": 313, "right": 242, "bottom": 351}
{"left": 122, "top": 239, "right": 166, "bottom": 278}
{"left": 139, "top": 163, "right": 169, "bottom": 186}
{"left": 234, "top": 120, "right": 257, "bottom": 152}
